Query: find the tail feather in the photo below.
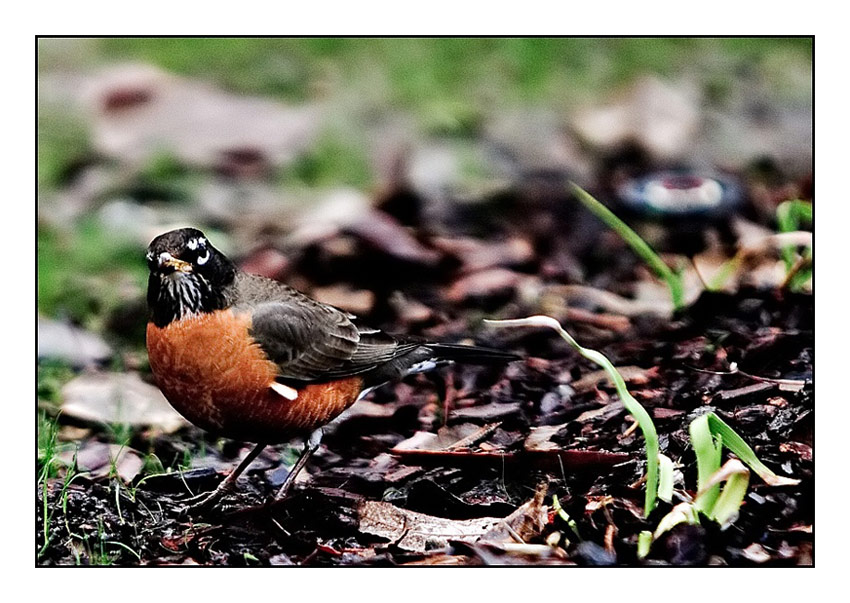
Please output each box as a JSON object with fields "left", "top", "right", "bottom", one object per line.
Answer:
{"left": 361, "top": 340, "right": 520, "bottom": 387}
{"left": 424, "top": 343, "right": 521, "bottom": 364}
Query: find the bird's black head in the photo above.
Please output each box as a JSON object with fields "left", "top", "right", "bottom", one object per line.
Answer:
{"left": 146, "top": 228, "right": 237, "bottom": 327}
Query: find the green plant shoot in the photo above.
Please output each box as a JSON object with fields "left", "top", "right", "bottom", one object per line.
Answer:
{"left": 486, "top": 315, "right": 660, "bottom": 516}
{"left": 641, "top": 411, "right": 799, "bottom": 557}
{"left": 569, "top": 183, "right": 685, "bottom": 311}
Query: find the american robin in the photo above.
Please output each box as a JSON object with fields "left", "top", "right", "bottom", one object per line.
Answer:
{"left": 145, "top": 227, "right": 517, "bottom": 510}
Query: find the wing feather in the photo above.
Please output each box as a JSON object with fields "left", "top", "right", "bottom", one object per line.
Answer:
{"left": 236, "top": 274, "right": 418, "bottom": 383}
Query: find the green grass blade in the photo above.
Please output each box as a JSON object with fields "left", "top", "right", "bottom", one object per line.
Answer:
{"left": 552, "top": 494, "right": 581, "bottom": 539}
{"left": 690, "top": 414, "right": 722, "bottom": 514}
{"left": 703, "top": 460, "right": 750, "bottom": 528}
{"left": 569, "top": 182, "right": 685, "bottom": 310}
{"left": 776, "top": 200, "right": 812, "bottom": 260}
{"left": 486, "top": 315, "right": 660, "bottom": 515}
{"left": 637, "top": 530, "right": 653, "bottom": 559}
{"left": 707, "top": 256, "right": 742, "bottom": 291}
{"left": 776, "top": 200, "right": 813, "bottom": 289}
{"left": 105, "top": 540, "right": 142, "bottom": 562}
{"left": 38, "top": 479, "right": 51, "bottom": 559}
{"left": 705, "top": 412, "right": 799, "bottom": 486}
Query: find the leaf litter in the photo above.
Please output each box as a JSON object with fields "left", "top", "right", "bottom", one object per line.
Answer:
{"left": 38, "top": 57, "right": 812, "bottom": 566}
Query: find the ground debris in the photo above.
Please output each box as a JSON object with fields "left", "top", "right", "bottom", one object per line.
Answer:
{"left": 358, "top": 501, "right": 504, "bottom": 552}
{"left": 357, "top": 482, "right": 548, "bottom": 554}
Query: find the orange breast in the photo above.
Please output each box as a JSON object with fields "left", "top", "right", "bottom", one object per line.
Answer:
{"left": 146, "top": 309, "right": 363, "bottom": 443}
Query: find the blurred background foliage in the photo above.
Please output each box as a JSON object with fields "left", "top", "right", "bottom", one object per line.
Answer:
{"left": 38, "top": 37, "right": 812, "bottom": 185}
{"left": 37, "top": 37, "right": 812, "bottom": 351}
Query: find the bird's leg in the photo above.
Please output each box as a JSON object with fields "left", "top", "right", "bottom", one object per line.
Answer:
{"left": 183, "top": 442, "right": 267, "bottom": 511}
{"left": 275, "top": 428, "right": 323, "bottom": 501}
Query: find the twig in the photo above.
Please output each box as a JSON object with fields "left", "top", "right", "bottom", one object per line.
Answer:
{"left": 685, "top": 363, "right": 807, "bottom": 390}
{"left": 551, "top": 284, "right": 671, "bottom": 317}
{"left": 445, "top": 422, "right": 503, "bottom": 451}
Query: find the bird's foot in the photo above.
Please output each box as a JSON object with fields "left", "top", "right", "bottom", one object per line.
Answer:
{"left": 177, "top": 484, "right": 233, "bottom": 516}
{"left": 177, "top": 443, "right": 268, "bottom": 516}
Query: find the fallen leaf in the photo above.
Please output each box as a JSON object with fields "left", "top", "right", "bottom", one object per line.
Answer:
{"left": 38, "top": 317, "right": 113, "bottom": 368}
{"left": 779, "top": 442, "right": 812, "bottom": 462}
{"left": 570, "top": 366, "right": 652, "bottom": 393}
{"left": 445, "top": 268, "right": 527, "bottom": 303}
{"left": 481, "top": 482, "right": 548, "bottom": 543}
{"left": 310, "top": 285, "right": 375, "bottom": 315}
{"left": 574, "top": 401, "right": 625, "bottom": 423}
{"left": 430, "top": 236, "right": 534, "bottom": 273}
{"left": 347, "top": 210, "right": 442, "bottom": 265}
{"left": 358, "top": 501, "right": 503, "bottom": 552}
{"left": 470, "top": 541, "right": 569, "bottom": 564}
{"left": 449, "top": 402, "right": 522, "bottom": 423}
{"left": 391, "top": 447, "right": 629, "bottom": 472}
{"left": 741, "top": 542, "right": 772, "bottom": 564}
{"left": 59, "top": 441, "right": 144, "bottom": 482}
{"left": 359, "top": 484, "right": 549, "bottom": 553}
{"left": 61, "top": 371, "right": 189, "bottom": 433}
{"left": 523, "top": 424, "right": 567, "bottom": 451}
{"left": 445, "top": 422, "right": 503, "bottom": 450}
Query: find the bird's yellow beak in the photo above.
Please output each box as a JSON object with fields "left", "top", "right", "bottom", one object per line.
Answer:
{"left": 158, "top": 252, "right": 193, "bottom": 273}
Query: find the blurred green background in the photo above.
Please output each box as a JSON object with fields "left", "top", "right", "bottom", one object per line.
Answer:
{"left": 37, "top": 37, "right": 813, "bottom": 345}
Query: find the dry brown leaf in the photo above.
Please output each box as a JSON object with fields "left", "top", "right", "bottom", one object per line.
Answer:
{"left": 359, "top": 483, "right": 549, "bottom": 553}
{"left": 445, "top": 269, "right": 528, "bottom": 303}
{"left": 523, "top": 424, "right": 567, "bottom": 452}
{"left": 574, "top": 401, "right": 625, "bottom": 423}
{"left": 481, "top": 482, "right": 548, "bottom": 543}
{"left": 310, "top": 285, "right": 375, "bottom": 315}
{"left": 570, "top": 366, "right": 652, "bottom": 393}
{"left": 358, "top": 501, "right": 503, "bottom": 552}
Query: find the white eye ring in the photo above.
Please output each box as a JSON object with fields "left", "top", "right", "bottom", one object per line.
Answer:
{"left": 187, "top": 237, "right": 207, "bottom": 251}
{"left": 196, "top": 249, "right": 210, "bottom": 265}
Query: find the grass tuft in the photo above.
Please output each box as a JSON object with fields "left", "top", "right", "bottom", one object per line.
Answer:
{"left": 640, "top": 410, "right": 799, "bottom": 557}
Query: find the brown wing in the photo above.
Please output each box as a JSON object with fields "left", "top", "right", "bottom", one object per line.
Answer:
{"left": 237, "top": 274, "right": 415, "bottom": 383}
{"left": 248, "top": 300, "right": 361, "bottom": 381}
